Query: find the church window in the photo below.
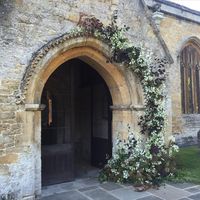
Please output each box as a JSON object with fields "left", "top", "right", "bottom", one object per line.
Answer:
{"left": 181, "top": 43, "right": 200, "bottom": 114}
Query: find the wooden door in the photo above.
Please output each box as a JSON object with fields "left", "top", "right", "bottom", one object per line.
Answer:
{"left": 41, "top": 64, "right": 75, "bottom": 186}
{"left": 91, "top": 83, "right": 112, "bottom": 167}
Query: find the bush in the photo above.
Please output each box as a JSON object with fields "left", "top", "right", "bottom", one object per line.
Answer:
{"left": 99, "top": 128, "right": 179, "bottom": 187}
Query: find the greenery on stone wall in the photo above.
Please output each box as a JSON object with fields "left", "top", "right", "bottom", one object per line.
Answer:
{"left": 69, "top": 12, "right": 179, "bottom": 188}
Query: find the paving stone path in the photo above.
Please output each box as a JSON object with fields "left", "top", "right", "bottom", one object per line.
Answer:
{"left": 42, "top": 178, "right": 200, "bottom": 200}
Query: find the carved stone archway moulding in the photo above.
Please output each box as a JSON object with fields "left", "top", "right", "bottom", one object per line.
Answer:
{"left": 13, "top": 30, "right": 145, "bottom": 199}
{"left": 15, "top": 31, "right": 144, "bottom": 111}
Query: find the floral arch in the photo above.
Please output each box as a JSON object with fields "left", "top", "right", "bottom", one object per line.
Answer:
{"left": 16, "top": 13, "right": 178, "bottom": 189}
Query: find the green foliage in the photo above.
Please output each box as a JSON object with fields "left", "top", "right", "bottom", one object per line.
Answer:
{"left": 72, "top": 12, "right": 179, "bottom": 187}
{"left": 99, "top": 128, "right": 178, "bottom": 186}
{"left": 77, "top": 12, "right": 166, "bottom": 138}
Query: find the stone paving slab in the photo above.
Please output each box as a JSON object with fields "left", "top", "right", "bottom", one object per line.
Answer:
{"left": 185, "top": 186, "right": 200, "bottom": 193}
{"left": 188, "top": 192, "right": 200, "bottom": 200}
{"left": 84, "top": 188, "right": 118, "bottom": 200}
{"left": 79, "top": 186, "right": 99, "bottom": 192}
{"left": 100, "top": 182, "right": 123, "bottom": 191}
{"left": 137, "top": 195, "right": 163, "bottom": 200}
{"left": 148, "top": 184, "right": 191, "bottom": 200}
{"left": 60, "top": 182, "right": 87, "bottom": 191}
{"left": 78, "top": 178, "right": 100, "bottom": 186}
{"left": 167, "top": 182, "right": 197, "bottom": 189}
{"left": 41, "top": 178, "right": 99, "bottom": 197}
{"left": 42, "top": 191, "right": 90, "bottom": 200}
{"left": 42, "top": 184, "right": 68, "bottom": 197}
{"left": 110, "top": 187, "right": 150, "bottom": 200}
{"left": 41, "top": 179, "right": 200, "bottom": 200}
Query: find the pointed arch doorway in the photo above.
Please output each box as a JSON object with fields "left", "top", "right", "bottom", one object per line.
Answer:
{"left": 41, "top": 58, "right": 113, "bottom": 186}
{"left": 21, "top": 37, "right": 141, "bottom": 197}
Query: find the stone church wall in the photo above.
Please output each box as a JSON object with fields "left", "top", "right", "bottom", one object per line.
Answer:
{"left": 159, "top": 13, "right": 200, "bottom": 145}
{"left": 0, "top": 0, "right": 166, "bottom": 199}
{"left": 1, "top": 0, "right": 200, "bottom": 198}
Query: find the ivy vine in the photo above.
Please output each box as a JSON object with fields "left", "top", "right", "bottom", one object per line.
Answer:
{"left": 70, "top": 12, "right": 178, "bottom": 188}
{"left": 77, "top": 12, "right": 166, "bottom": 137}
{"left": 72, "top": 12, "right": 179, "bottom": 187}
{"left": 11, "top": 11, "right": 177, "bottom": 189}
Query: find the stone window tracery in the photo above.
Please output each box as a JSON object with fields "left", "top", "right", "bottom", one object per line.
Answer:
{"left": 181, "top": 43, "right": 200, "bottom": 114}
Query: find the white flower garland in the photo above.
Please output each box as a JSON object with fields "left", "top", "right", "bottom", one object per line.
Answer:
{"left": 71, "top": 14, "right": 179, "bottom": 186}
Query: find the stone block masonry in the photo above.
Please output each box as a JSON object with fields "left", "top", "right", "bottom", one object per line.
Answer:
{"left": 1, "top": 0, "right": 200, "bottom": 198}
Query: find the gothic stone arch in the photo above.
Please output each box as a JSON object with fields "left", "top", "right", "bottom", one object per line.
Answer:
{"left": 18, "top": 36, "right": 144, "bottom": 197}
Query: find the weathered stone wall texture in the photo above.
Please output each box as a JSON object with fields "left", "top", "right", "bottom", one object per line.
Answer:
{"left": 159, "top": 14, "right": 200, "bottom": 145}
{"left": 2, "top": 0, "right": 200, "bottom": 198}
{"left": 0, "top": 0, "right": 165, "bottom": 199}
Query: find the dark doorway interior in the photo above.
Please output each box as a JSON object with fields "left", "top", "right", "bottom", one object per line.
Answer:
{"left": 41, "top": 58, "right": 112, "bottom": 186}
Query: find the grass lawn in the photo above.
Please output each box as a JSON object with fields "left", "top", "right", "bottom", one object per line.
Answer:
{"left": 173, "top": 145, "right": 200, "bottom": 184}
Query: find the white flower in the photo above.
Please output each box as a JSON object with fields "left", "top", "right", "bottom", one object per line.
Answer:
{"left": 123, "top": 170, "right": 129, "bottom": 179}
{"left": 168, "top": 135, "right": 176, "bottom": 143}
